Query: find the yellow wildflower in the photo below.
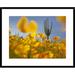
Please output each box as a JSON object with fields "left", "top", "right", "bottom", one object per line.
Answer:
{"left": 17, "top": 17, "right": 38, "bottom": 33}
{"left": 14, "top": 44, "right": 24, "bottom": 55}
{"left": 33, "top": 42, "right": 40, "bottom": 47}
{"left": 29, "top": 20, "right": 38, "bottom": 32}
{"left": 29, "top": 32, "right": 36, "bottom": 38}
{"left": 31, "top": 49, "right": 37, "bottom": 54}
{"left": 23, "top": 45, "right": 30, "bottom": 52}
{"left": 33, "top": 53, "right": 39, "bottom": 58}
{"left": 48, "top": 51, "right": 54, "bottom": 58}
{"left": 14, "top": 49, "right": 20, "bottom": 55}
{"left": 39, "top": 33, "right": 46, "bottom": 39}
{"left": 39, "top": 42, "right": 43, "bottom": 47}
{"left": 17, "top": 16, "right": 29, "bottom": 32}
{"left": 61, "top": 40, "right": 66, "bottom": 45}
{"left": 31, "top": 38, "right": 36, "bottom": 43}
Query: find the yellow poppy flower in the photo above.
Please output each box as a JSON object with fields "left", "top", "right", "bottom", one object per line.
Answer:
{"left": 17, "top": 16, "right": 29, "bottom": 32}
{"left": 17, "top": 17, "right": 38, "bottom": 33}
{"left": 29, "top": 20, "right": 38, "bottom": 32}
{"left": 33, "top": 42, "right": 40, "bottom": 47}
{"left": 23, "top": 45, "right": 30, "bottom": 52}
{"left": 48, "top": 51, "right": 54, "bottom": 58}
{"left": 39, "top": 42, "right": 43, "bottom": 47}
{"left": 14, "top": 44, "right": 24, "bottom": 55}
{"left": 38, "top": 33, "right": 46, "bottom": 39}
{"left": 31, "top": 49, "right": 37, "bottom": 54}
{"left": 31, "top": 38, "right": 36, "bottom": 43}
{"left": 14, "top": 49, "right": 20, "bottom": 55}
{"left": 29, "top": 32, "right": 36, "bottom": 38}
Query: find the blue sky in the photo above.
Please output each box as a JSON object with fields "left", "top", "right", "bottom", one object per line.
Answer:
{"left": 9, "top": 16, "right": 66, "bottom": 39}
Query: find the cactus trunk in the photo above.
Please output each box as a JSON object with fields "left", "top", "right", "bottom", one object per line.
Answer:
{"left": 44, "top": 18, "right": 52, "bottom": 40}
{"left": 47, "top": 35, "right": 49, "bottom": 39}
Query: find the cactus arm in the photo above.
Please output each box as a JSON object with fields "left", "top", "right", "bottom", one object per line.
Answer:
{"left": 49, "top": 21, "right": 52, "bottom": 37}
{"left": 44, "top": 18, "right": 49, "bottom": 34}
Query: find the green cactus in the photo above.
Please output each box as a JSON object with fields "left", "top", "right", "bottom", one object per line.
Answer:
{"left": 44, "top": 18, "right": 52, "bottom": 39}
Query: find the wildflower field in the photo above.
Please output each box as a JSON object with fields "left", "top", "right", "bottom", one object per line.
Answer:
{"left": 9, "top": 16, "right": 66, "bottom": 58}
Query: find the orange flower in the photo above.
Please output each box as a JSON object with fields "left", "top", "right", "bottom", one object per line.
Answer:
{"left": 56, "top": 16, "right": 66, "bottom": 25}
{"left": 53, "top": 36, "right": 60, "bottom": 41}
{"left": 33, "top": 53, "right": 40, "bottom": 58}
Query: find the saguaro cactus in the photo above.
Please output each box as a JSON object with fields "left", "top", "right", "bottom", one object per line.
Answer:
{"left": 44, "top": 18, "right": 52, "bottom": 39}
